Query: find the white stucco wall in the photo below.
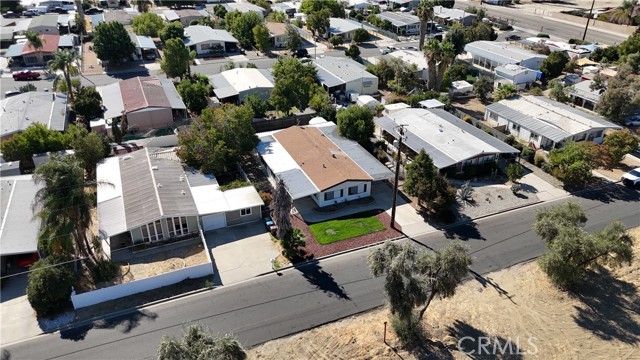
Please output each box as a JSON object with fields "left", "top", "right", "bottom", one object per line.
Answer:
{"left": 311, "top": 180, "right": 371, "bottom": 208}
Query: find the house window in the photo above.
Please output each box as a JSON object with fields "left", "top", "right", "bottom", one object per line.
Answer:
{"left": 240, "top": 208, "right": 252, "bottom": 216}
{"left": 530, "top": 133, "right": 539, "bottom": 141}
{"left": 142, "top": 220, "right": 164, "bottom": 242}
{"left": 489, "top": 111, "right": 498, "bottom": 120}
{"left": 348, "top": 185, "right": 359, "bottom": 195}
{"left": 594, "top": 130, "right": 603, "bottom": 138}
{"left": 511, "top": 123, "right": 520, "bottom": 131}
{"left": 363, "top": 183, "right": 367, "bottom": 193}
{"left": 201, "top": 43, "right": 212, "bottom": 50}
{"left": 324, "top": 191, "right": 335, "bottom": 201}
{"left": 169, "top": 216, "right": 189, "bottom": 237}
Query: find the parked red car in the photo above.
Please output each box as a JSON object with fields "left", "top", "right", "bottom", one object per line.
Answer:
{"left": 16, "top": 253, "right": 38, "bottom": 268}
{"left": 12, "top": 70, "right": 41, "bottom": 80}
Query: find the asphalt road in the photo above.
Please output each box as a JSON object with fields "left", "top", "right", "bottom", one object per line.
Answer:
{"left": 454, "top": 0, "right": 630, "bottom": 45}
{"left": 4, "top": 184, "right": 639, "bottom": 359}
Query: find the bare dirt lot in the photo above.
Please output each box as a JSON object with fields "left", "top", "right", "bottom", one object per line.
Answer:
{"left": 594, "top": 154, "right": 640, "bottom": 182}
{"left": 248, "top": 228, "right": 640, "bottom": 360}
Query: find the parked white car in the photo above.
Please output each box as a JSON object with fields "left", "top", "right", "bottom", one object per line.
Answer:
{"left": 621, "top": 167, "right": 640, "bottom": 188}
{"left": 623, "top": 116, "right": 640, "bottom": 127}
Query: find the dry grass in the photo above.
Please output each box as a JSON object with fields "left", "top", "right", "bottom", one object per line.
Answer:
{"left": 248, "top": 228, "right": 640, "bottom": 360}
{"left": 122, "top": 241, "right": 209, "bottom": 282}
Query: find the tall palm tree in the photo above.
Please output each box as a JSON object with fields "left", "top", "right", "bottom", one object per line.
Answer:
{"left": 434, "top": 41, "right": 455, "bottom": 91}
{"left": 74, "top": 0, "right": 86, "bottom": 35}
{"left": 423, "top": 39, "right": 455, "bottom": 91}
{"left": 32, "top": 155, "right": 99, "bottom": 263}
{"left": 49, "top": 49, "right": 79, "bottom": 101}
{"left": 25, "top": 31, "right": 45, "bottom": 64}
{"left": 416, "top": 0, "right": 436, "bottom": 50}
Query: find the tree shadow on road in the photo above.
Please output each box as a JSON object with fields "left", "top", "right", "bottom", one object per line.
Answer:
{"left": 59, "top": 309, "right": 158, "bottom": 341}
{"left": 571, "top": 266, "right": 640, "bottom": 345}
{"left": 297, "top": 260, "right": 350, "bottom": 300}
{"left": 572, "top": 183, "right": 640, "bottom": 204}
{"left": 446, "top": 320, "right": 525, "bottom": 360}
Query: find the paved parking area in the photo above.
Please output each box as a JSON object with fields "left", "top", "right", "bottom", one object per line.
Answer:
{"left": 204, "top": 222, "right": 280, "bottom": 286}
{"left": 0, "top": 273, "right": 42, "bottom": 345}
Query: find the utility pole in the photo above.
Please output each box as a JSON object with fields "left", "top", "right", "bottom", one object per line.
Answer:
{"left": 390, "top": 124, "right": 407, "bottom": 229}
{"left": 582, "top": 0, "right": 596, "bottom": 41}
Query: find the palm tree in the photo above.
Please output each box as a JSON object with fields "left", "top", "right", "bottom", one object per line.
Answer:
{"left": 32, "top": 155, "right": 100, "bottom": 263}
{"left": 25, "top": 31, "right": 45, "bottom": 64}
{"left": 423, "top": 39, "right": 439, "bottom": 90}
{"left": 49, "top": 49, "right": 79, "bottom": 101}
{"left": 609, "top": 0, "right": 638, "bottom": 25}
{"left": 74, "top": 0, "right": 86, "bottom": 35}
{"left": 187, "top": 50, "right": 196, "bottom": 78}
{"left": 434, "top": 40, "right": 455, "bottom": 91}
{"left": 416, "top": 0, "right": 436, "bottom": 50}
{"left": 423, "top": 39, "right": 455, "bottom": 91}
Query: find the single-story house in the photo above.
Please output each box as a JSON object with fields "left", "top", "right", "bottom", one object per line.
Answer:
{"left": 419, "top": 99, "right": 445, "bottom": 109}
{"left": 209, "top": 68, "right": 275, "bottom": 103}
{"left": 494, "top": 64, "right": 539, "bottom": 90}
{"left": 98, "top": 77, "right": 187, "bottom": 131}
{"left": 257, "top": 122, "right": 393, "bottom": 207}
{"left": 271, "top": 2, "right": 297, "bottom": 17}
{"left": 348, "top": 0, "right": 370, "bottom": 11}
{"left": 383, "top": 102, "right": 411, "bottom": 115}
{"left": 357, "top": 95, "right": 380, "bottom": 110}
{"left": 97, "top": 148, "right": 263, "bottom": 254}
{"left": 265, "top": 22, "right": 287, "bottom": 48}
{"left": 545, "top": 40, "right": 591, "bottom": 59}
{"left": 464, "top": 41, "right": 548, "bottom": 71}
{"left": 26, "top": 14, "right": 60, "bottom": 34}
{"left": 58, "top": 34, "right": 79, "bottom": 49}
{"left": 376, "top": 12, "right": 420, "bottom": 35}
{"left": 376, "top": 108, "right": 519, "bottom": 172}
{"left": 388, "top": 0, "right": 420, "bottom": 10}
{"left": 433, "top": 6, "right": 476, "bottom": 26}
{"left": 103, "top": 10, "right": 139, "bottom": 26}
{"left": 184, "top": 25, "right": 239, "bottom": 55}
{"left": 484, "top": 96, "right": 622, "bottom": 149}
{"left": 0, "top": 92, "right": 68, "bottom": 141}
{"left": 0, "top": 175, "right": 42, "bottom": 272}
{"left": 327, "top": 17, "right": 371, "bottom": 41}
{"left": 388, "top": 49, "right": 428, "bottom": 80}
{"left": 162, "top": 9, "right": 209, "bottom": 26}
{"left": 223, "top": 2, "right": 266, "bottom": 17}
{"left": 569, "top": 80, "right": 602, "bottom": 111}
{"left": 4, "top": 34, "right": 61, "bottom": 65}
{"left": 314, "top": 56, "right": 379, "bottom": 96}
{"left": 130, "top": 33, "right": 158, "bottom": 60}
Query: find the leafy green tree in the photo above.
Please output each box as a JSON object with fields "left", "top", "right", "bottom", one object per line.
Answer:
{"left": 72, "top": 86, "right": 103, "bottom": 124}
{"left": 307, "top": 8, "right": 331, "bottom": 38}
{"left": 602, "top": 129, "right": 640, "bottom": 165}
{"left": 131, "top": 12, "right": 164, "bottom": 37}
{"left": 506, "top": 163, "right": 524, "bottom": 183}
{"left": 534, "top": 201, "right": 634, "bottom": 288}
{"left": 446, "top": 22, "right": 466, "bottom": 54}
{"left": 352, "top": 28, "right": 371, "bottom": 43}
{"left": 345, "top": 44, "right": 360, "bottom": 60}
{"left": 329, "top": 35, "right": 344, "bottom": 47}
{"left": 595, "top": 64, "right": 640, "bottom": 123}
{"left": 177, "top": 104, "right": 259, "bottom": 174}
{"left": 336, "top": 105, "right": 374, "bottom": 145}
{"left": 590, "top": 45, "right": 620, "bottom": 63}
{"left": 243, "top": 94, "right": 269, "bottom": 117}
{"left": 540, "top": 51, "right": 569, "bottom": 80}
{"left": 0, "top": 124, "right": 70, "bottom": 163}
{"left": 269, "top": 57, "right": 317, "bottom": 115}
{"left": 27, "top": 254, "right": 76, "bottom": 317}
{"left": 493, "top": 83, "right": 517, "bottom": 101}
{"left": 93, "top": 21, "right": 135, "bottom": 65}
{"left": 48, "top": 49, "right": 79, "bottom": 101}
{"left": 177, "top": 78, "right": 210, "bottom": 114}
{"left": 156, "top": 323, "right": 246, "bottom": 360}
{"left": 308, "top": 85, "right": 331, "bottom": 111}
{"left": 548, "top": 79, "right": 570, "bottom": 103}
{"left": 368, "top": 241, "right": 471, "bottom": 346}
{"left": 547, "top": 141, "right": 599, "bottom": 186}
{"left": 463, "top": 22, "right": 497, "bottom": 44}
{"left": 473, "top": 76, "right": 493, "bottom": 103}
{"left": 33, "top": 155, "right": 100, "bottom": 262}
{"left": 267, "top": 10, "right": 288, "bottom": 23}
{"left": 224, "top": 10, "right": 242, "bottom": 31}
{"left": 252, "top": 24, "right": 271, "bottom": 53}
{"left": 160, "top": 38, "right": 191, "bottom": 79}
{"left": 230, "top": 11, "right": 263, "bottom": 48}
{"left": 444, "top": 61, "right": 470, "bottom": 82}
{"left": 69, "top": 127, "right": 108, "bottom": 180}
{"left": 271, "top": 178, "right": 292, "bottom": 240}
{"left": 404, "top": 149, "right": 456, "bottom": 213}
{"left": 159, "top": 21, "right": 184, "bottom": 44}
{"left": 299, "top": 0, "right": 345, "bottom": 18}
{"left": 284, "top": 24, "right": 301, "bottom": 51}
{"left": 214, "top": 4, "right": 227, "bottom": 18}
{"left": 619, "top": 33, "right": 640, "bottom": 57}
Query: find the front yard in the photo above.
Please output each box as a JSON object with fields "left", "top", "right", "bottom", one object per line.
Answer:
{"left": 309, "top": 211, "right": 386, "bottom": 245}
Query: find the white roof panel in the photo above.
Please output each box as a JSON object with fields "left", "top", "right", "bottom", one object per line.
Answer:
{"left": 223, "top": 187, "right": 264, "bottom": 211}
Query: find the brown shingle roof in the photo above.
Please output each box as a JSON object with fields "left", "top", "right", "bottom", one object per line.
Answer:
{"left": 265, "top": 22, "right": 286, "bottom": 37}
{"left": 120, "top": 77, "right": 171, "bottom": 114}
{"left": 273, "top": 126, "right": 372, "bottom": 191}
{"left": 21, "top": 34, "right": 59, "bottom": 55}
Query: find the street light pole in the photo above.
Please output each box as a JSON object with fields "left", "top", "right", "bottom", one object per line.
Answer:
{"left": 390, "top": 124, "right": 407, "bottom": 229}
{"left": 582, "top": 0, "right": 596, "bottom": 41}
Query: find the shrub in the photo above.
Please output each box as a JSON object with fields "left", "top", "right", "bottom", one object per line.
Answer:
{"left": 390, "top": 314, "right": 425, "bottom": 347}
{"left": 537, "top": 33, "right": 550, "bottom": 38}
{"left": 506, "top": 163, "right": 525, "bottom": 183}
{"left": 259, "top": 191, "right": 273, "bottom": 207}
{"left": 282, "top": 228, "right": 306, "bottom": 260}
{"left": 463, "top": 115, "right": 473, "bottom": 123}
{"left": 220, "top": 179, "right": 252, "bottom": 191}
{"left": 457, "top": 181, "right": 474, "bottom": 203}
{"left": 534, "top": 153, "right": 547, "bottom": 168}
{"left": 328, "top": 35, "right": 344, "bottom": 47}
{"left": 521, "top": 147, "right": 535, "bottom": 162}
{"left": 504, "top": 135, "right": 516, "bottom": 146}
{"left": 27, "top": 255, "right": 76, "bottom": 317}
{"left": 512, "top": 141, "right": 524, "bottom": 152}
{"left": 91, "top": 259, "right": 119, "bottom": 283}
{"left": 463, "top": 164, "right": 478, "bottom": 179}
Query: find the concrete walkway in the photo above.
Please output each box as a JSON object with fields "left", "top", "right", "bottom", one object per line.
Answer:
{"left": 518, "top": 172, "right": 569, "bottom": 202}
{"left": 0, "top": 274, "right": 42, "bottom": 346}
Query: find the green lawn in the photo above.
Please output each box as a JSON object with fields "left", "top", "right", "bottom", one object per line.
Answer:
{"left": 309, "top": 212, "right": 386, "bottom": 245}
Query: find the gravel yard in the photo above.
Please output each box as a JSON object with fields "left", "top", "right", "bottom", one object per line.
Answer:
{"left": 455, "top": 183, "right": 541, "bottom": 221}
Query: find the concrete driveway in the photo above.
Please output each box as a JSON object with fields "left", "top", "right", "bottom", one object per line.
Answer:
{"left": 204, "top": 222, "right": 280, "bottom": 286}
{"left": 0, "top": 273, "right": 42, "bottom": 345}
